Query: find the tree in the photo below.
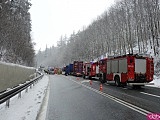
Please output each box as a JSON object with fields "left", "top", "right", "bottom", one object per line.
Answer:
{"left": 0, "top": 0, "right": 34, "bottom": 66}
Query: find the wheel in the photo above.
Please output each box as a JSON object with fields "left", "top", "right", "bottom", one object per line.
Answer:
{"left": 100, "top": 78, "right": 106, "bottom": 83}
{"left": 115, "top": 76, "right": 120, "bottom": 87}
{"left": 121, "top": 82, "right": 127, "bottom": 87}
{"left": 89, "top": 76, "right": 92, "bottom": 80}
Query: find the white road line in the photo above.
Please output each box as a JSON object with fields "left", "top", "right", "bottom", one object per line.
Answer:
{"left": 140, "top": 92, "right": 160, "bottom": 98}
{"left": 104, "top": 83, "right": 109, "bottom": 85}
{"left": 123, "top": 88, "right": 127, "bottom": 89}
{"left": 81, "top": 80, "right": 98, "bottom": 84}
{"left": 69, "top": 78, "right": 151, "bottom": 116}
{"left": 81, "top": 80, "right": 90, "bottom": 83}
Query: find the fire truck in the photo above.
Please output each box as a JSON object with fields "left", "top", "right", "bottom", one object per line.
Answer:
{"left": 99, "top": 58, "right": 107, "bottom": 81}
{"left": 73, "top": 61, "right": 83, "bottom": 76}
{"left": 83, "top": 61, "right": 99, "bottom": 79}
{"left": 83, "top": 62, "right": 90, "bottom": 78}
{"left": 99, "top": 54, "right": 154, "bottom": 87}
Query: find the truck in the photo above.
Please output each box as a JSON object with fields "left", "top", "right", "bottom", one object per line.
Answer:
{"left": 83, "top": 61, "right": 99, "bottom": 79}
{"left": 73, "top": 61, "right": 83, "bottom": 76}
{"left": 83, "top": 62, "right": 91, "bottom": 79}
{"left": 99, "top": 58, "right": 107, "bottom": 82}
{"left": 99, "top": 54, "right": 154, "bottom": 87}
{"left": 68, "top": 64, "right": 73, "bottom": 75}
{"left": 65, "top": 64, "right": 73, "bottom": 75}
{"left": 65, "top": 65, "right": 69, "bottom": 76}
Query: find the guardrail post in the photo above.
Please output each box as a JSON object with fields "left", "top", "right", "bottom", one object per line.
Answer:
{"left": 18, "top": 92, "right": 21, "bottom": 98}
{"left": 6, "top": 99, "right": 10, "bottom": 108}
{"left": 30, "top": 84, "right": 32, "bottom": 89}
{"left": 25, "top": 87, "right": 28, "bottom": 93}
{"left": 35, "top": 80, "right": 38, "bottom": 83}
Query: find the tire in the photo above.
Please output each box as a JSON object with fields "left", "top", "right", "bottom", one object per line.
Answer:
{"left": 89, "top": 76, "right": 92, "bottom": 80}
{"left": 100, "top": 79, "right": 106, "bottom": 84}
{"left": 115, "top": 76, "right": 120, "bottom": 87}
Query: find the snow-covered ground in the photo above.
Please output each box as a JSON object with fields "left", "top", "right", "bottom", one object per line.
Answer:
{"left": 148, "top": 75, "right": 160, "bottom": 88}
{"left": 0, "top": 75, "right": 49, "bottom": 120}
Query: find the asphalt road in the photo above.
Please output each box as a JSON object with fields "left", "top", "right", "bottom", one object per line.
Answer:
{"left": 81, "top": 77, "right": 160, "bottom": 113}
{"left": 45, "top": 75, "right": 154, "bottom": 120}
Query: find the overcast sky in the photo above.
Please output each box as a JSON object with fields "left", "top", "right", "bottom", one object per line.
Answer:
{"left": 30, "top": 0, "right": 115, "bottom": 51}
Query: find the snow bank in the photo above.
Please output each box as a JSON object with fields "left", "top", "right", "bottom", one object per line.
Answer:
{"left": 0, "top": 61, "right": 35, "bottom": 70}
{"left": 148, "top": 76, "right": 160, "bottom": 88}
{"left": 0, "top": 75, "right": 49, "bottom": 120}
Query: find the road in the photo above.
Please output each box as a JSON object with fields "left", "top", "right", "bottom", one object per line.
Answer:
{"left": 46, "top": 75, "right": 160, "bottom": 120}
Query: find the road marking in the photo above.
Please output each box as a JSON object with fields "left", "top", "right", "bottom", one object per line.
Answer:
{"left": 104, "top": 83, "right": 109, "bottom": 86}
{"left": 140, "top": 92, "right": 160, "bottom": 98}
{"left": 122, "top": 88, "right": 127, "bottom": 89}
{"left": 81, "top": 80, "right": 99, "bottom": 84}
{"left": 92, "top": 81, "right": 99, "bottom": 83}
{"left": 81, "top": 80, "right": 90, "bottom": 83}
{"left": 69, "top": 78, "right": 151, "bottom": 116}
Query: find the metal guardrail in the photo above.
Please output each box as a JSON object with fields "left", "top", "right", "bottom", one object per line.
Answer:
{"left": 0, "top": 72, "right": 44, "bottom": 107}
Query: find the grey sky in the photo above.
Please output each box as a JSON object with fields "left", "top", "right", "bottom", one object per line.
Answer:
{"left": 30, "top": 0, "right": 115, "bottom": 51}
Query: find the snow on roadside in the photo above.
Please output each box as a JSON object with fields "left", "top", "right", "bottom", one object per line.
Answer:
{"left": 0, "top": 75, "right": 49, "bottom": 120}
{"left": 148, "top": 76, "right": 160, "bottom": 88}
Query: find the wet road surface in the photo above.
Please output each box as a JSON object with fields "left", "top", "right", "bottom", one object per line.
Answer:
{"left": 46, "top": 75, "right": 149, "bottom": 120}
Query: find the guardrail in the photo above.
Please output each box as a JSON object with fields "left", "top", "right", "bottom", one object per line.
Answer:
{"left": 0, "top": 72, "right": 44, "bottom": 107}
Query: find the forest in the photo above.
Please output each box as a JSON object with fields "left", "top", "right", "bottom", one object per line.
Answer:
{"left": 36, "top": 0, "right": 160, "bottom": 74}
{"left": 0, "top": 0, "right": 34, "bottom": 66}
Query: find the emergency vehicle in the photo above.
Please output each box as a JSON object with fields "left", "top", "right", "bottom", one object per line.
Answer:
{"left": 83, "top": 61, "right": 99, "bottom": 79}
{"left": 73, "top": 61, "right": 83, "bottom": 76}
{"left": 99, "top": 54, "right": 154, "bottom": 87}
{"left": 83, "top": 62, "right": 90, "bottom": 79}
{"left": 64, "top": 64, "right": 73, "bottom": 75}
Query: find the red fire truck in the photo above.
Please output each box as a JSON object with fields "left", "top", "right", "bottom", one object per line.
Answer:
{"left": 83, "top": 62, "right": 90, "bottom": 79}
{"left": 99, "top": 58, "right": 107, "bottom": 82}
{"left": 83, "top": 61, "right": 99, "bottom": 79}
{"left": 73, "top": 61, "right": 83, "bottom": 76}
{"left": 99, "top": 54, "right": 154, "bottom": 87}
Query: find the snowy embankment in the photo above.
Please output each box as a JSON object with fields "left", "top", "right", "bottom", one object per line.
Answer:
{"left": 0, "top": 75, "right": 49, "bottom": 120}
{"left": 0, "top": 61, "right": 36, "bottom": 92}
{"left": 148, "top": 75, "right": 160, "bottom": 88}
